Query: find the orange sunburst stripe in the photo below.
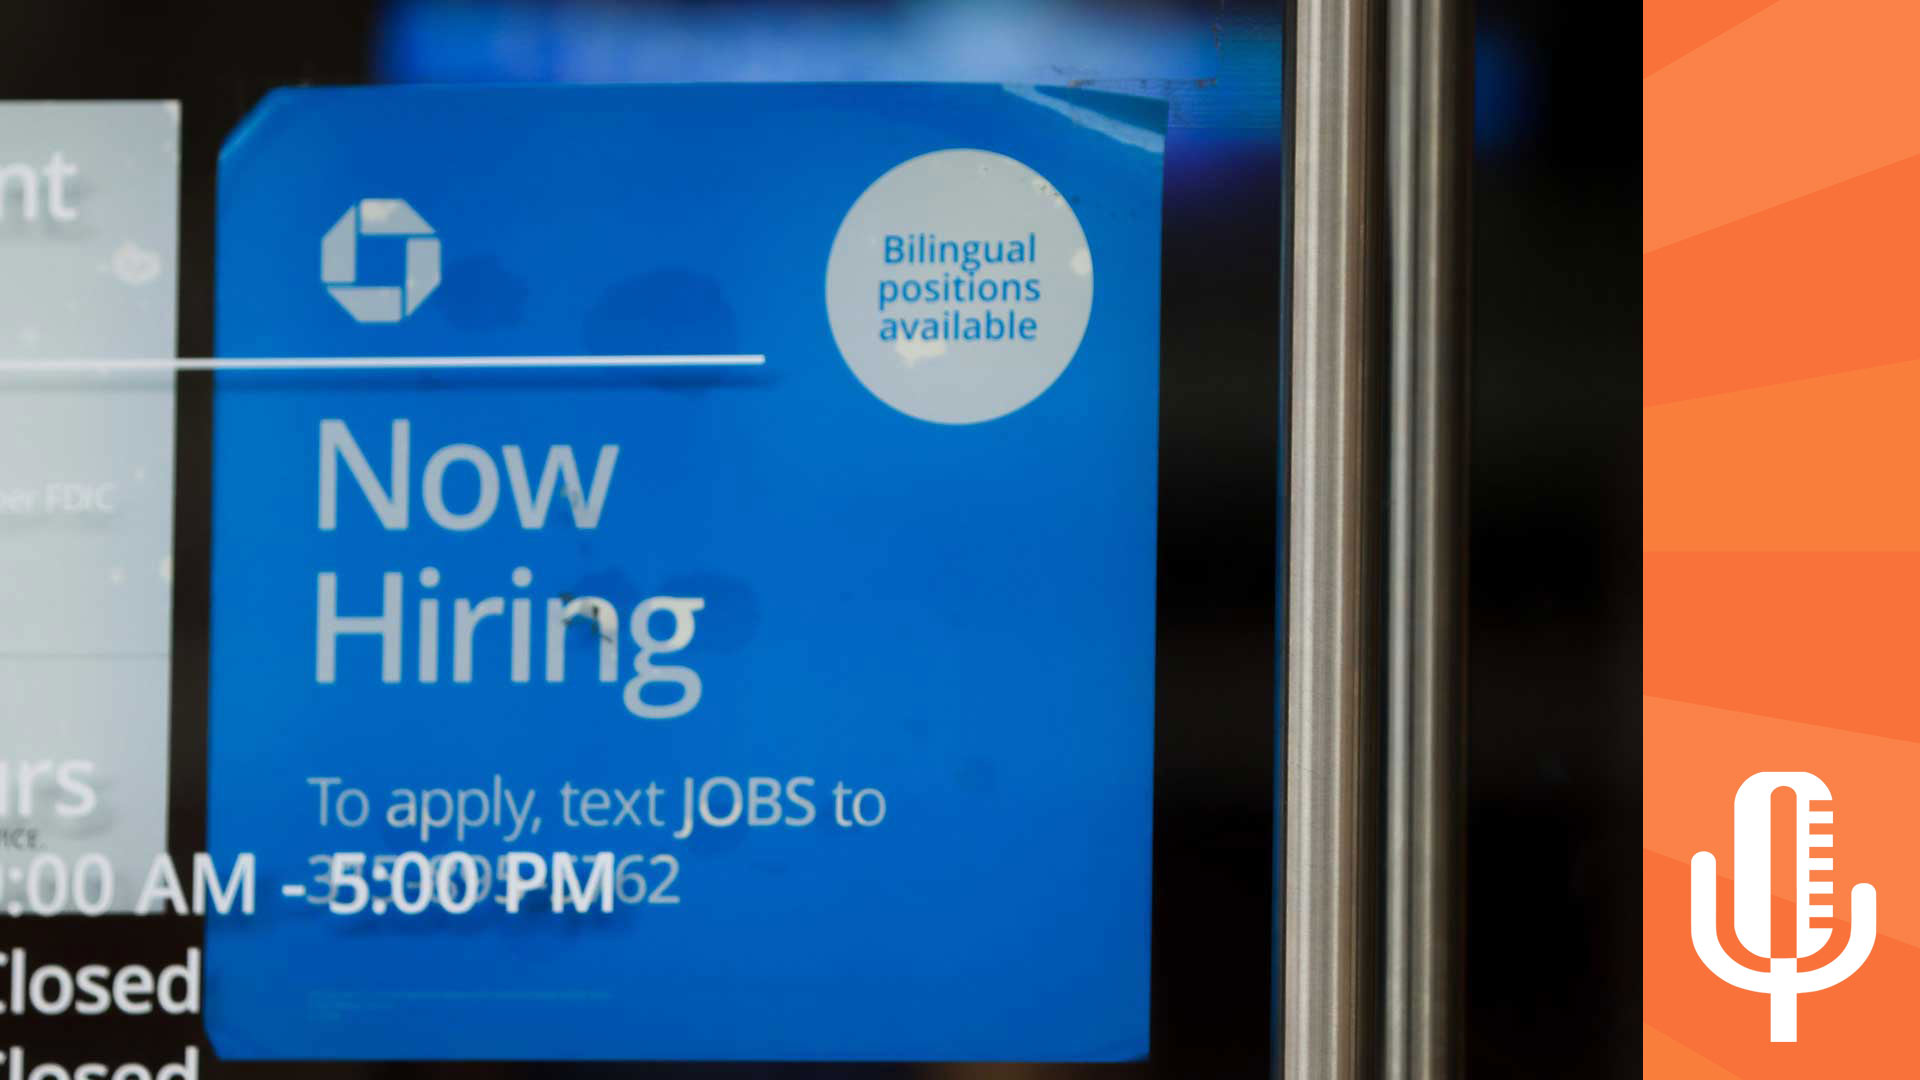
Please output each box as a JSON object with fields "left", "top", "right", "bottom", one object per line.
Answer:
{"left": 1644, "top": 0, "right": 1783, "bottom": 77}
{"left": 1646, "top": 0, "right": 1920, "bottom": 253}
{"left": 1647, "top": 151, "right": 1920, "bottom": 407}
{"left": 1645, "top": 1024, "right": 1742, "bottom": 1079}
{"left": 1646, "top": 554, "right": 1920, "bottom": 742}
{"left": 1645, "top": 359, "right": 1920, "bottom": 551}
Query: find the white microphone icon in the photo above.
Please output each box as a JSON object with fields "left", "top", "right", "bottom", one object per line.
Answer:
{"left": 1691, "top": 771, "right": 1876, "bottom": 1041}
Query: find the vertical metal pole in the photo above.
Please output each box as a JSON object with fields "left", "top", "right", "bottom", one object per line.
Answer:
{"left": 1284, "top": 0, "right": 1468, "bottom": 1075}
{"left": 1383, "top": 0, "right": 1469, "bottom": 1076}
{"left": 1283, "top": 0, "right": 1383, "bottom": 1076}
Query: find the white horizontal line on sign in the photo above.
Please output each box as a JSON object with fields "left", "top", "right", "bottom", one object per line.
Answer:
{"left": 0, "top": 354, "right": 766, "bottom": 373}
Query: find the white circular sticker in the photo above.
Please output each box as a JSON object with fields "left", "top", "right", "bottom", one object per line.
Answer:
{"left": 826, "top": 149, "right": 1094, "bottom": 424}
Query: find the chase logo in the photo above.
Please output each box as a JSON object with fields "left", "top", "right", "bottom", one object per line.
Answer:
{"left": 320, "top": 198, "right": 441, "bottom": 323}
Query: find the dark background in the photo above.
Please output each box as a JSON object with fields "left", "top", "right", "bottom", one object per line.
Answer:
{"left": 0, "top": 1, "right": 1637, "bottom": 1075}
{"left": 1468, "top": 4, "right": 1640, "bottom": 1076}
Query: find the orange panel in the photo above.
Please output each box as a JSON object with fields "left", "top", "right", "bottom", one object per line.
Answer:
{"left": 1646, "top": 3, "right": 1920, "bottom": 1072}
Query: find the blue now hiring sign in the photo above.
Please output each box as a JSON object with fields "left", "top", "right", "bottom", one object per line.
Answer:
{"left": 208, "top": 84, "right": 1163, "bottom": 1061}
